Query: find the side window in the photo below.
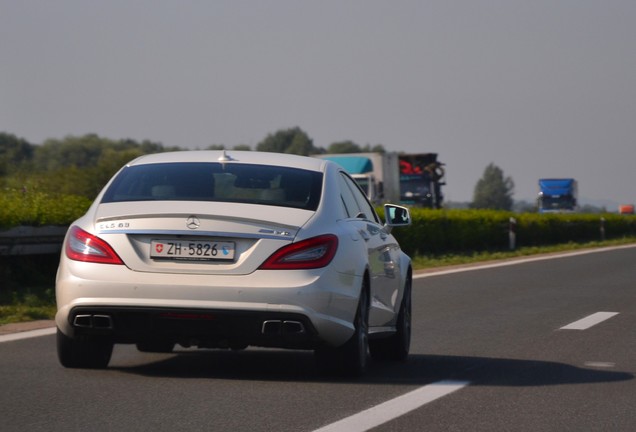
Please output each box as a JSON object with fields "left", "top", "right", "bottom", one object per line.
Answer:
{"left": 347, "top": 175, "right": 381, "bottom": 223}
{"left": 338, "top": 173, "right": 363, "bottom": 218}
{"left": 338, "top": 173, "right": 380, "bottom": 223}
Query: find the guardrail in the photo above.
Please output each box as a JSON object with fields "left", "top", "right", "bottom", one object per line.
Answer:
{"left": 0, "top": 226, "right": 68, "bottom": 256}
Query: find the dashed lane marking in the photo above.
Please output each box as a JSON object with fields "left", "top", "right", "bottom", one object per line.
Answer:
{"left": 559, "top": 312, "right": 619, "bottom": 330}
{"left": 312, "top": 380, "right": 470, "bottom": 432}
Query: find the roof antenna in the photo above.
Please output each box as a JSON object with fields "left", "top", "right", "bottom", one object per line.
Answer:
{"left": 218, "top": 150, "right": 235, "bottom": 162}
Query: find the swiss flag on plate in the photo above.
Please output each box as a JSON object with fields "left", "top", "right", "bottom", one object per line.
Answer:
{"left": 155, "top": 243, "right": 164, "bottom": 253}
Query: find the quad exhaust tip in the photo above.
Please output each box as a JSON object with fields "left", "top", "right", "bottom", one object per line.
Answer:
{"left": 73, "top": 314, "right": 114, "bottom": 329}
{"left": 262, "top": 320, "right": 305, "bottom": 335}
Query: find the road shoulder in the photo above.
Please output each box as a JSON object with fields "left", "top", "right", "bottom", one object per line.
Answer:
{"left": 0, "top": 320, "right": 55, "bottom": 335}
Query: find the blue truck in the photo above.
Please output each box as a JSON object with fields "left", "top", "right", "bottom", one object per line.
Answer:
{"left": 538, "top": 178, "right": 578, "bottom": 213}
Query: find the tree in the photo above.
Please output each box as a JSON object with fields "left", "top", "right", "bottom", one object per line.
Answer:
{"left": 0, "top": 132, "right": 34, "bottom": 176}
{"left": 232, "top": 144, "right": 252, "bottom": 151}
{"left": 363, "top": 143, "right": 386, "bottom": 153}
{"left": 471, "top": 163, "right": 514, "bottom": 210}
{"left": 326, "top": 141, "right": 386, "bottom": 154}
{"left": 327, "top": 140, "right": 362, "bottom": 154}
{"left": 256, "top": 127, "right": 318, "bottom": 156}
{"left": 34, "top": 134, "right": 111, "bottom": 171}
{"left": 205, "top": 144, "right": 226, "bottom": 150}
{"left": 31, "top": 134, "right": 173, "bottom": 172}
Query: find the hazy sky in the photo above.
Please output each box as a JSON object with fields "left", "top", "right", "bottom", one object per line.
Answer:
{"left": 2, "top": 1, "right": 635, "bottom": 205}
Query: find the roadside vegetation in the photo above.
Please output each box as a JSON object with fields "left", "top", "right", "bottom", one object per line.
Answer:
{"left": 0, "top": 294, "right": 57, "bottom": 326}
{"left": 2, "top": 131, "right": 635, "bottom": 325}
{"left": 1, "top": 255, "right": 58, "bottom": 325}
{"left": 410, "top": 237, "right": 636, "bottom": 269}
{"left": 2, "top": 238, "right": 635, "bottom": 326}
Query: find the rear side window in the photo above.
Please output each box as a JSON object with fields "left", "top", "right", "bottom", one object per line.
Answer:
{"left": 101, "top": 162, "right": 323, "bottom": 211}
{"left": 338, "top": 172, "right": 380, "bottom": 223}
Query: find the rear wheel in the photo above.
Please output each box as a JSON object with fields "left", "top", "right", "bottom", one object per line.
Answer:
{"left": 57, "top": 328, "right": 113, "bottom": 369}
{"left": 316, "top": 282, "right": 369, "bottom": 377}
{"left": 370, "top": 275, "right": 411, "bottom": 361}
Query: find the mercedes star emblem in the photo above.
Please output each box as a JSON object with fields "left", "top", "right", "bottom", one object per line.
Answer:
{"left": 186, "top": 216, "right": 200, "bottom": 229}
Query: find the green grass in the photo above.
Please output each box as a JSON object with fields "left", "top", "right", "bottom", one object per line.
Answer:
{"left": 0, "top": 304, "right": 58, "bottom": 325}
{"left": 2, "top": 237, "right": 636, "bottom": 326}
{"left": 0, "top": 255, "right": 59, "bottom": 326}
{"left": 0, "top": 290, "right": 57, "bottom": 326}
{"left": 411, "top": 237, "right": 636, "bottom": 269}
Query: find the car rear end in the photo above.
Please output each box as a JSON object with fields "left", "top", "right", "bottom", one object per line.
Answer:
{"left": 55, "top": 152, "right": 360, "bottom": 355}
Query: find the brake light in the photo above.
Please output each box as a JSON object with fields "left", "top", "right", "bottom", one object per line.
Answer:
{"left": 259, "top": 234, "right": 338, "bottom": 270}
{"left": 65, "top": 226, "right": 124, "bottom": 265}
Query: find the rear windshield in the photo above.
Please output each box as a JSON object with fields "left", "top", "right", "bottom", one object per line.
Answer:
{"left": 101, "top": 162, "right": 323, "bottom": 211}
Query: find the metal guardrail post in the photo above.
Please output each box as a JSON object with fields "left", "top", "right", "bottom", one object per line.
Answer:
{"left": 509, "top": 217, "right": 517, "bottom": 251}
{"left": 600, "top": 217, "right": 606, "bottom": 241}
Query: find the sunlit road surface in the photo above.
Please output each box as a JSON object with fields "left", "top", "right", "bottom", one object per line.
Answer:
{"left": 2, "top": 245, "right": 635, "bottom": 431}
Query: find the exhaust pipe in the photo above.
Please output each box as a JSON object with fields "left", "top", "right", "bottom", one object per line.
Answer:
{"left": 283, "top": 321, "right": 305, "bottom": 334}
{"left": 73, "top": 315, "right": 93, "bottom": 328}
{"left": 73, "top": 314, "right": 113, "bottom": 329}
{"left": 262, "top": 320, "right": 305, "bottom": 335}
{"left": 93, "top": 315, "right": 114, "bottom": 329}
{"left": 262, "top": 320, "right": 282, "bottom": 335}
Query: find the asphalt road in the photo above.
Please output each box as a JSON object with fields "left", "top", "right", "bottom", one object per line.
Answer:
{"left": 2, "top": 246, "right": 635, "bottom": 431}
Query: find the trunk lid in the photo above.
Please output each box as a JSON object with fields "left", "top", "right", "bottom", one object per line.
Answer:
{"left": 91, "top": 201, "right": 313, "bottom": 275}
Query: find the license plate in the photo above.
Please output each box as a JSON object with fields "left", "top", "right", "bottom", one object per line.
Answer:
{"left": 150, "top": 240, "right": 235, "bottom": 261}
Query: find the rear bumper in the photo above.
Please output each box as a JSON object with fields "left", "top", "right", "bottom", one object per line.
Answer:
{"left": 65, "top": 306, "right": 321, "bottom": 349}
{"left": 56, "top": 261, "right": 361, "bottom": 348}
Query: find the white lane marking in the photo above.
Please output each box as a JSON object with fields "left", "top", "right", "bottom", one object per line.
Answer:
{"left": 560, "top": 312, "right": 619, "bottom": 330}
{"left": 414, "top": 243, "right": 636, "bottom": 279}
{"left": 312, "top": 380, "right": 469, "bottom": 432}
{"left": 0, "top": 327, "right": 56, "bottom": 344}
{"left": 584, "top": 362, "right": 616, "bottom": 368}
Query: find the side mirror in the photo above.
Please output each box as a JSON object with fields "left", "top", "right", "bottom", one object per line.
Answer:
{"left": 384, "top": 204, "right": 411, "bottom": 227}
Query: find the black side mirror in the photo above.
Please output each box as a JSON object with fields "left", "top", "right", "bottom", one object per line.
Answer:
{"left": 384, "top": 204, "right": 411, "bottom": 227}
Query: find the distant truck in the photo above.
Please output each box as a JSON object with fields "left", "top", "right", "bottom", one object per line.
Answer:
{"left": 315, "top": 152, "right": 445, "bottom": 208}
{"left": 538, "top": 178, "right": 578, "bottom": 213}
{"left": 398, "top": 153, "right": 445, "bottom": 208}
{"left": 315, "top": 153, "right": 400, "bottom": 204}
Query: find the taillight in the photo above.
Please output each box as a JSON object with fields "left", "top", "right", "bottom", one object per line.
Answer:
{"left": 259, "top": 234, "right": 338, "bottom": 270}
{"left": 65, "top": 226, "right": 124, "bottom": 265}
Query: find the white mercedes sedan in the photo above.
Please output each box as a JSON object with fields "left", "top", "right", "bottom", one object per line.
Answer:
{"left": 56, "top": 150, "right": 412, "bottom": 376}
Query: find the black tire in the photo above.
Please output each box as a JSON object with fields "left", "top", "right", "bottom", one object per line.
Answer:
{"left": 57, "top": 328, "right": 113, "bottom": 369}
{"left": 369, "top": 275, "right": 411, "bottom": 362}
{"left": 316, "top": 283, "right": 369, "bottom": 377}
